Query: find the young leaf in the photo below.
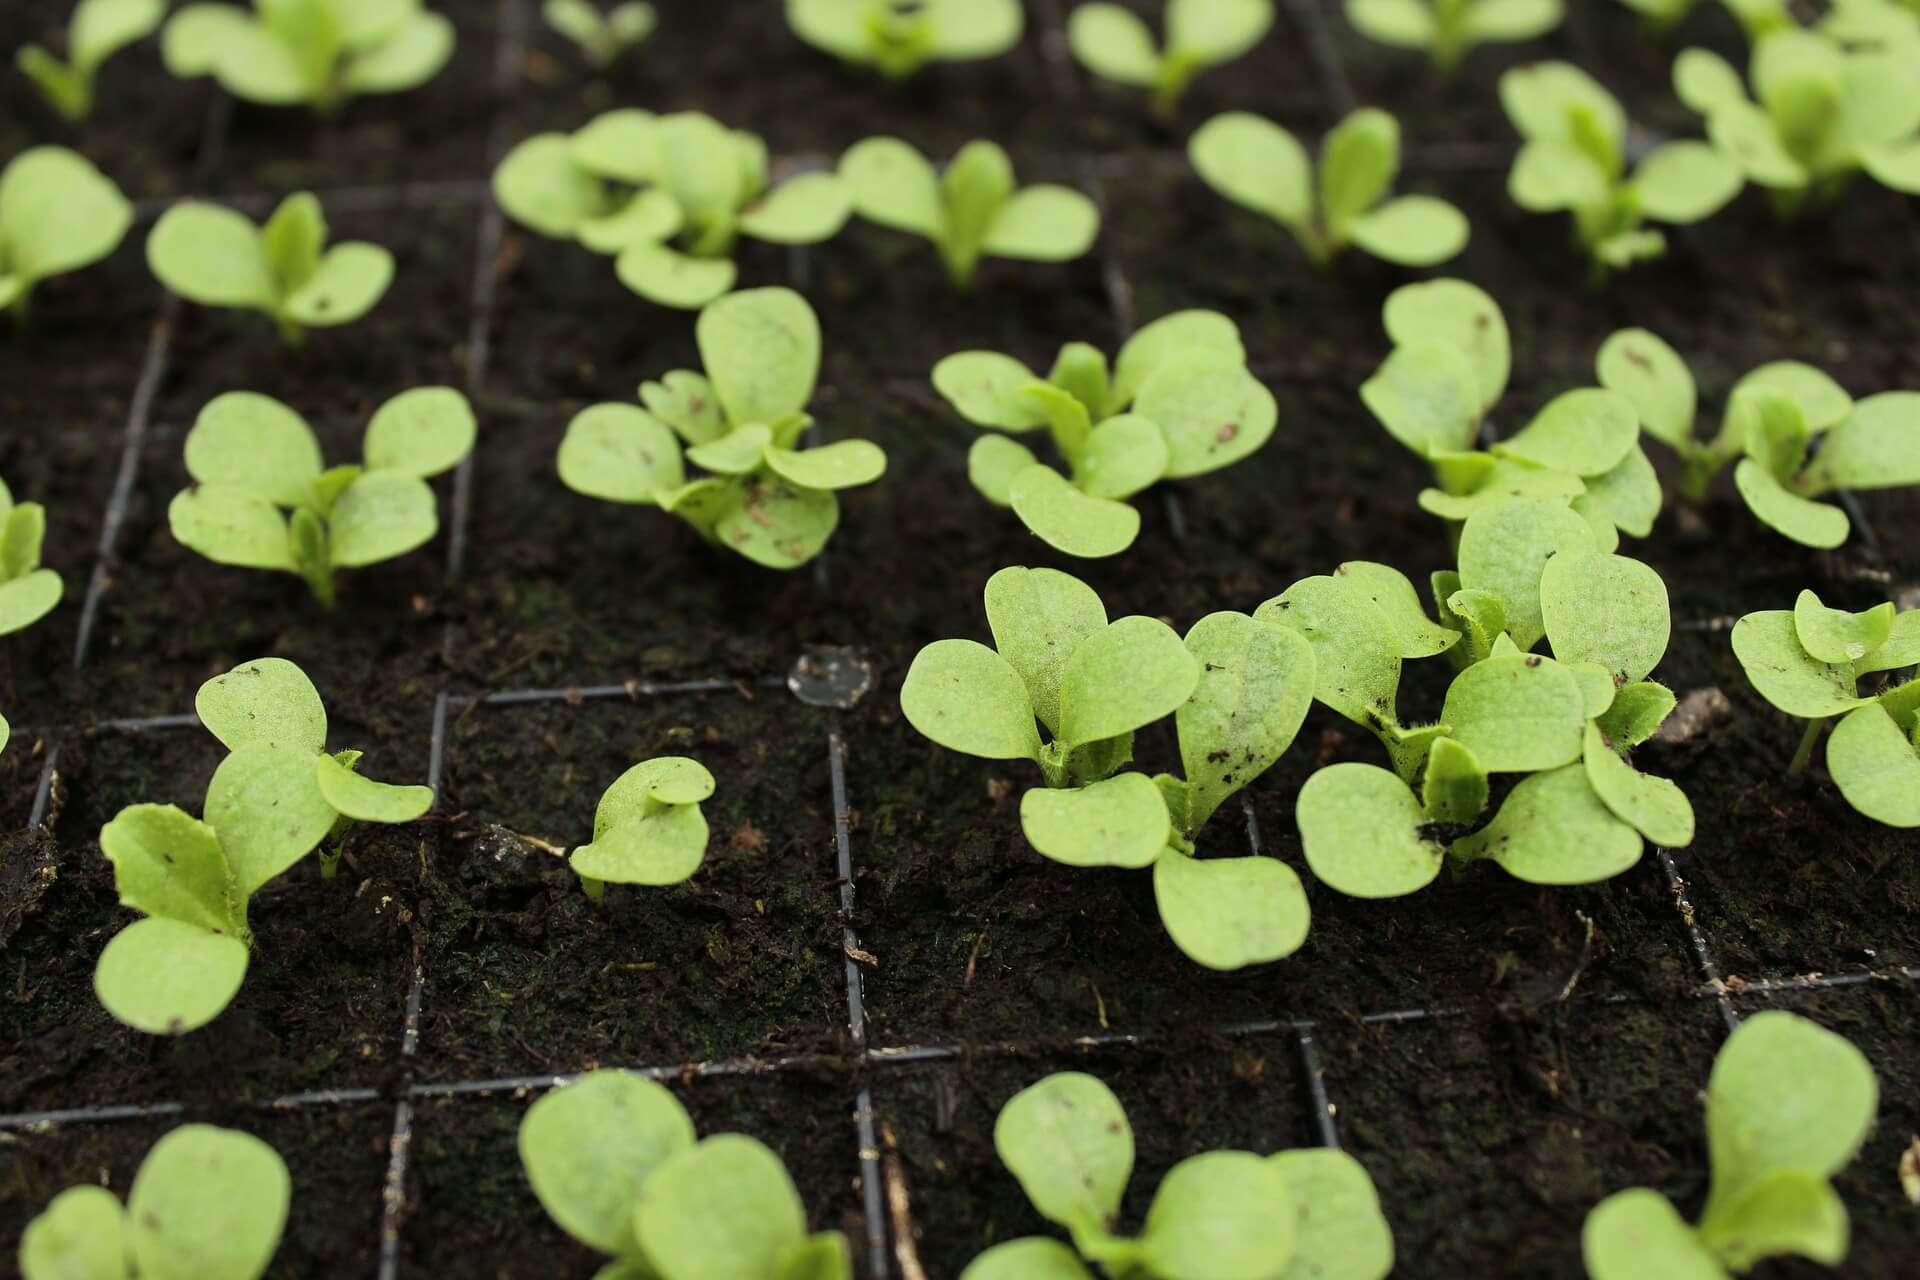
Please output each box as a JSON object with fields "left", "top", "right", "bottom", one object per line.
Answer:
{"left": 93, "top": 916, "right": 251, "bottom": 1035}
{"left": 1176, "top": 611, "right": 1315, "bottom": 830}
{"left": 900, "top": 639, "right": 1043, "bottom": 763}
{"left": 1826, "top": 703, "right": 1920, "bottom": 827}
{"left": 1136, "top": 1151, "right": 1296, "bottom": 1280}
{"left": 1020, "top": 773, "right": 1170, "bottom": 868}
{"left": 1189, "top": 112, "right": 1313, "bottom": 229}
{"left": 1801, "top": 392, "right": 1920, "bottom": 492}
{"left": 1112, "top": 310, "right": 1245, "bottom": 409}
{"left": 980, "top": 185, "right": 1101, "bottom": 263}
{"left": 1731, "top": 610, "right": 1869, "bottom": 718}
{"left": 961, "top": 1237, "right": 1097, "bottom": 1280}
{"left": 362, "top": 387, "right": 478, "bottom": 479}
{"left": 1067, "top": 5, "right": 1161, "bottom": 88}
{"left": 1255, "top": 575, "right": 1405, "bottom": 729}
{"left": 1597, "top": 682, "right": 1676, "bottom": 750}
{"left": 1452, "top": 764, "right": 1641, "bottom": 882}
{"left": 1793, "top": 590, "right": 1894, "bottom": 664}
{"left": 764, "top": 441, "right": 887, "bottom": 490}
{"left": 183, "top": 392, "right": 325, "bottom": 508}
{"left": 1074, "top": 415, "right": 1169, "bottom": 500}
{"left": 0, "top": 147, "right": 134, "bottom": 309}
{"left": 1343, "top": 194, "right": 1469, "bottom": 266}
{"left": 1153, "top": 850, "right": 1311, "bottom": 969}
{"left": 314, "top": 754, "right": 433, "bottom": 823}
{"left": 1421, "top": 735, "right": 1488, "bottom": 824}
{"left": 1267, "top": 1149, "right": 1396, "bottom": 1280}
{"left": 1359, "top": 341, "right": 1483, "bottom": 457}
{"left": 327, "top": 471, "right": 438, "bottom": 567}
{"left": 615, "top": 241, "right": 738, "bottom": 310}
{"left": 196, "top": 656, "right": 328, "bottom": 754}
{"left": 1497, "top": 389, "right": 1639, "bottom": 477}
{"left": 572, "top": 803, "right": 710, "bottom": 884}
{"left": 932, "top": 352, "right": 1050, "bottom": 430}
{"left": 519, "top": 1071, "right": 696, "bottom": 1258}
{"left": 205, "top": 745, "right": 338, "bottom": 895}
{"left": 100, "top": 803, "right": 239, "bottom": 935}
{"left": 1583, "top": 1188, "right": 1725, "bottom": 1280}
{"left": 125, "top": 1125, "right": 289, "bottom": 1280}
{"left": 1008, "top": 465, "right": 1141, "bottom": 558}
{"left": 1585, "top": 722, "right": 1695, "bottom": 846}
{"left": 1457, "top": 499, "right": 1599, "bottom": 650}
{"left": 1382, "top": 279, "right": 1510, "bottom": 413}
{"left": 1700, "top": 1170, "right": 1849, "bottom": 1272}
{"left": 984, "top": 566, "right": 1108, "bottom": 734}
{"left": 16, "top": 1184, "right": 130, "bottom": 1280}
{"left": 632, "top": 1135, "right": 811, "bottom": 1280}
{"left": 696, "top": 287, "right": 820, "bottom": 427}
{"left": 1539, "top": 551, "right": 1670, "bottom": 684}
{"left": 558, "top": 405, "right": 687, "bottom": 503}
{"left": 493, "top": 133, "right": 611, "bottom": 238}
{"left": 993, "top": 1073, "right": 1133, "bottom": 1234}
{"left": 1295, "top": 762, "right": 1447, "bottom": 897}
{"left": 1595, "top": 328, "right": 1697, "bottom": 453}
{"left": 1335, "top": 561, "right": 1460, "bottom": 658}
{"left": 1439, "top": 654, "right": 1587, "bottom": 773}
{"left": 1056, "top": 616, "right": 1200, "bottom": 749}
{"left": 736, "top": 172, "right": 851, "bottom": 244}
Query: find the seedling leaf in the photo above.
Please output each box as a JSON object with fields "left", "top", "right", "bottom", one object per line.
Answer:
{"left": 985, "top": 566, "right": 1107, "bottom": 734}
{"left": 633, "top": 1134, "right": 808, "bottom": 1280}
{"left": 1177, "top": 611, "right": 1315, "bottom": 830}
{"left": 1596, "top": 328, "right": 1697, "bottom": 452}
{"left": 1057, "top": 616, "right": 1200, "bottom": 749}
{"left": 1267, "top": 1148, "right": 1396, "bottom": 1280}
{"left": 1440, "top": 654, "right": 1587, "bottom": 772}
{"left": 94, "top": 917, "right": 250, "bottom": 1035}
{"left": 1137, "top": 1151, "right": 1296, "bottom": 1280}
{"left": 1458, "top": 499, "right": 1599, "bottom": 650}
{"left": 205, "top": 745, "right": 339, "bottom": 896}
{"left": 1296, "top": 762, "right": 1446, "bottom": 897}
{"left": 1020, "top": 773, "right": 1170, "bottom": 868}
{"left": 1826, "top": 703, "right": 1920, "bottom": 827}
{"left": 1539, "top": 551, "right": 1670, "bottom": 683}
{"left": 993, "top": 1072, "right": 1133, "bottom": 1235}
{"left": 901, "top": 639, "right": 1043, "bottom": 762}
{"left": 961, "top": 1237, "right": 1097, "bottom": 1280}
{"left": 1583, "top": 1188, "right": 1725, "bottom": 1280}
{"left": 196, "top": 656, "right": 327, "bottom": 754}
{"left": 1133, "top": 357, "right": 1277, "bottom": 478}
{"left": 1731, "top": 610, "right": 1868, "bottom": 718}
{"left": 519, "top": 1071, "right": 696, "bottom": 1258}
{"left": 1008, "top": 465, "right": 1141, "bottom": 557}
{"left": 1453, "top": 764, "right": 1641, "bottom": 882}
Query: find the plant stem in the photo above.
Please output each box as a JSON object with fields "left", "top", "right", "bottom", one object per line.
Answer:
{"left": 1788, "top": 718, "right": 1828, "bottom": 775}
{"left": 580, "top": 875, "right": 605, "bottom": 906}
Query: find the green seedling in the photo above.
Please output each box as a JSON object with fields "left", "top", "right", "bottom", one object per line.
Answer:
{"left": 1822, "top": 0, "right": 1920, "bottom": 47}
{"left": 16, "top": 0, "right": 165, "bottom": 121}
{"left": 1732, "top": 591, "right": 1920, "bottom": 826}
{"left": 1501, "top": 61, "right": 1741, "bottom": 276}
{"left": 1584, "top": 1011, "right": 1877, "bottom": 1280}
{"left": 1345, "top": 0, "right": 1563, "bottom": 72}
{"left": 1066, "top": 0, "right": 1274, "bottom": 119}
{"left": 1189, "top": 107, "right": 1469, "bottom": 267}
{"left": 1610, "top": 0, "right": 1791, "bottom": 41}
{"left": 521, "top": 1070, "right": 850, "bottom": 1279}
{"left": 902, "top": 567, "right": 1319, "bottom": 969}
{"left": 786, "top": 0, "right": 1024, "bottom": 78}
{"left": 0, "top": 146, "right": 133, "bottom": 324}
{"left": 170, "top": 387, "right": 475, "bottom": 607}
{"left": 0, "top": 712, "right": 10, "bottom": 759}
{"left": 838, "top": 137, "right": 1100, "bottom": 288}
{"left": 965, "top": 1071, "right": 1394, "bottom": 1280}
{"left": 1597, "top": 328, "right": 1920, "bottom": 546}
{"left": 1281, "top": 518, "right": 1692, "bottom": 899}
{"left": 0, "top": 475, "right": 64, "bottom": 637}
{"left": 147, "top": 192, "right": 394, "bottom": 344}
{"left": 544, "top": 0, "right": 656, "bottom": 69}
{"left": 932, "top": 311, "right": 1274, "bottom": 557}
{"left": 1675, "top": 28, "right": 1920, "bottom": 213}
{"left": 1362, "top": 279, "right": 1661, "bottom": 547}
{"left": 493, "top": 109, "right": 850, "bottom": 309}
{"left": 18, "top": 1123, "right": 290, "bottom": 1280}
{"left": 559, "top": 287, "right": 884, "bottom": 568}
{"left": 570, "top": 757, "right": 714, "bottom": 903}
{"left": 162, "top": 0, "right": 455, "bottom": 113}
{"left": 95, "top": 658, "right": 431, "bottom": 1033}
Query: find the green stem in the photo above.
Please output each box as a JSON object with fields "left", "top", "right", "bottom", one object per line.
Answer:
{"left": 580, "top": 875, "right": 606, "bottom": 906}
{"left": 319, "top": 847, "right": 342, "bottom": 879}
{"left": 303, "top": 564, "right": 338, "bottom": 611}
{"left": 1787, "top": 718, "right": 1827, "bottom": 776}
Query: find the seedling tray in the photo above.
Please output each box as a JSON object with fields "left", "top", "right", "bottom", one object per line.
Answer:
{"left": 3, "top": 1, "right": 1919, "bottom": 1277}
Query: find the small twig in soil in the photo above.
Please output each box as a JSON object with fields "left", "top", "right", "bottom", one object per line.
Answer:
{"left": 963, "top": 931, "right": 988, "bottom": 991}
{"left": 879, "top": 1122, "right": 930, "bottom": 1280}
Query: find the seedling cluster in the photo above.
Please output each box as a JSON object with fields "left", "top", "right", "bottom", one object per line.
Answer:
{"left": 1068, "top": 0, "right": 1275, "bottom": 118}
{"left": 1346, "top": 0, "right": 1565, "bottom": 72}
{"left": 932, "top": 310, "right": 1275, "bottom": 556}
{"left": 571, "top": 756, "right": 716, "bottom": 901}
{"left": 786, "top": 0, "right": 1025, "bottom": 78}
{"left": 16, "top": 0, "right": 164, "bottom": 121}
{"left": 543, "top": 0, "right": 656, "bottom": 70}
{"left": 162, "top": 0, "right": 455, "bottom": 113}
{"left": 0, "top": 475, "right": 64, "bottom": 637}
{"left": 558, "top": 287, "right": 885, "bottom": 567}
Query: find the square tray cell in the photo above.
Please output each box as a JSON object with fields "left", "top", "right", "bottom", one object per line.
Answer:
{"left": 0, "top": 1103, "right": 390, "bottom": 1280}
{"left": 870, "top": 1033, "right": 1317, "bottom": 1275}
{"left": 398, "top": 1067, "right": 868, "bottom": 1279}
{"left": 419, "top": 694, "right": 847, "bottom": 1079}
{"left": 0, "top": 722, "right": 422, "bottom": 1112}
{"left": 1318, "top": 996, "right": 1726, "bottom": 1279}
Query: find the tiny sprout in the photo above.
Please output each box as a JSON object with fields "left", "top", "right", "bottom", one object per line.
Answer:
{"left": 786, "top": 0, "right": 1025, "bottom": 79}
{"left": 839, "top": 137, "right": 1100, "bottom": 289}
{"left": 1282, "top": 528, "right": 1690, "bottom": 900}
{"left": 570, "top": 757, "right": 714, "bottom": 904}
{"left": 1675, "top": 28, "right": 1920, "bottom": 214}
{"left": 520, "top": 1070, "right": 851, "bottom": 1279}
{"left": 1501, "top": 61, "right": 1741, "bottom": 276}
{"left": 1363, "top": 279, "right": 1661, "bottom": 547}
{"left": 147, "top": 192, "right": 394, "bottom": 345}
{"left": 1066, "top": 0, "right": 1274, "bottom": 119}
{"left": 1189, "top": 107, "right": 1469, "bottom": 267}
{"left": 494, "top": 109, "right": 850, "bottom": 309}
{"left": 162, "top": 0, "right": 455, "bottom": 114}
{"left": 15, "top": 0, "right": 164, "bottom": 122}
{"left": 903, "top": 567, "right": 1318, "bottom": 969}
{"left": 1612, "top": 0, "right": 1792, "bottom": 41}
{"left": 1732, "top": 591, "right": 1920, "bottom": 826}
{"left": 932, "top": 311, "right": 1274, "bottom": 557}
{"left": 965, "top": 1071, "right": 1395, "bottom": 1280}
{"left": 1597, "top": 327, "right": 1920, "bottom": 546}
{"left": 0, "top": 475, "right": 64, "bottom": 637}
{"left": 0, "top": 147, "right": 133, "bottom": 325}
{"left": 544, "top": 0, "right": 656, "bottom": 69}
{"left": 96, "top": 659, "right": 432, "bottom": 1034}
{"left": 559, "top": 287, "right": 884, "bottom": 568}
{"left": 19, "top": 1124, "right": 290, "bottom": 1280}
{"left": 1584, "top": 1011, "right": 1877, "bottom": 1280}
{"left": 1345, "top": 0, "right": 1563, "bottom": 73}
{"left": 168, "top": 387, "right": 476, "bottom": 608}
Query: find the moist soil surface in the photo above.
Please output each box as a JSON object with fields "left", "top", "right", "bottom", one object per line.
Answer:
{"left": 3, "top": 2, "right": 1920, "bottom": 1278}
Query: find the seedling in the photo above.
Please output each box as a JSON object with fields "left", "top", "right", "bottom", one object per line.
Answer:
{"left": 544, "top": 0, "right": 656, "bottom": 69}
{"left": 95, "top": 658, "right": 432, "bottom": 1033}
{"left": 1675, "top": 29, "right": 1920, "bottom": 213}
{"left": 786, "top": 0, "right": 1024, "bottom": 78}
{"left": 1597, "top": 328, "right": 1920, "bottom": 546}
{"left": 18, "top": 1123, "right": 290, "bottom": 1280}
{"left": 493, "top": 109, "right": 850, "bottom": 308}
{"left": 1189, "top": 107, "right": 1469, "bottom": 267}
{"left": 1732, "top": 591, "right": 1920, "bottom": 826}
{"left": 16, "top": 0, "right": 164, "bottom": 121}
{"left": 1500, "top": 61, "right": 1741, "bottom": 276}
{"left": 902, "top": 567, "right": 1318, "bottom": 969}
{"left": 1345, "top": 0, "right": 1563, "bottom": 72}
{"left": 520, "top": 1070, "right": 851, "bottom": 1279}
{"left": 838, "top": 137, "right": 1100, "bottom": 288}
{"left": 558, "top": 288, "right": 884, "bottom": 568}
{"left": 570, "top": 757, "right": 714, "bottom": 903}
{"left": 1066, "top": 0, "right": 1274, "bottom": 118}
{"left": 162, "top": 0, "right": 454, "bottom": 113}
{"left": 965, "top": 1071, "right": 1394, "bottom": 1279}
{"left": 1362, "top": 279, "right": 1661, "bottom": 547}
{"left": 0, "top": 476, "right": 64, "bottom": 637}
{"left": 0, "top": 712, "right": 9, "bottom": 758}
{"left": 1610, "top": 0, "right": 1791, "bottom": 40}
{"left": 1585, "top": 1011, "right": 1877, "bottom": 1280}
{"left": 931, "top": 311, "right": 1274, "bottom": 557}
{"left": 147, "top": 192, "right": 394, "bottom": 344}
{"left": 1280, "top": 523, "right": 1692, "bottom": 899}
{"left": 0, "top": 146, "right": 133, "bottom": 324}
{"left": 170, "top": 387, "right": 475, "bottom": 607}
